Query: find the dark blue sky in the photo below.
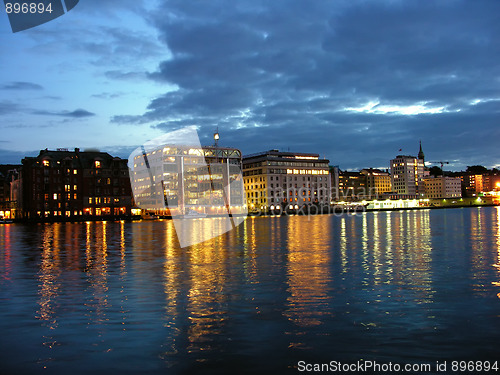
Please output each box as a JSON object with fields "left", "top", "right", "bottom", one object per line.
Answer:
{"left": 1, "top": 0, "right": 499, "bottom": 170}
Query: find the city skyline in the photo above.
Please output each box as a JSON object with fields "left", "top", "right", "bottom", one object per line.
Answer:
{"left": 1, "top": 1, "right": 499, "bottom": 170}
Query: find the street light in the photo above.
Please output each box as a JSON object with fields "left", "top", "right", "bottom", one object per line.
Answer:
{"left": 214, "top": 131, "right": 219, "bottom": 147}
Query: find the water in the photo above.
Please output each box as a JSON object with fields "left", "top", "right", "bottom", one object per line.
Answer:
{"left": 1, "top": 207, "right": 500, "bottom": 374}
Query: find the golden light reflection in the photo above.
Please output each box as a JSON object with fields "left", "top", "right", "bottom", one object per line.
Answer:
{"left": 160, "top": 220, "right": 182, "bottom": 359}
{"left": 84, "top": 222, "right": 110, "bottom": 324}
{"left": 0, "top": 224, "right": 13, "bottom": 281}
{"left": 284, "top": 215, "right": 332, "bottom": 328}
{"left": 36, "top": 224, "right": 61, "bottom": 330}
{"left": 491, "top": 207, "right": 500, "bottom": 298}
{"left": 391, "top": 210, "right": 434, "bottom": 304}
{"left": 242, "top": 217, "right": 258, "bottom": 283}
{"left": 470, "top": 208, "right": 491, "bottom": 295}
{"left": 185, "top": 239, "right": 228, "bottom": 356}
{"left": 340, "top": 217, "right": 347, "bottom": 273}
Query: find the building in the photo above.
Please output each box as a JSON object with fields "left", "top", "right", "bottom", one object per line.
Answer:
{"left": 337, "top": 170, "right": 367, "bottom": 200}
{"left": 0, "top": 165, "right": 20, "bottom": 219}
{"left": 423, "top": 176, "right": 462, "bottom": 199}
{"left": 242, "top": 150, "right": 331, "bottom": 211}
{"left": 130, "top": 145, "right": 246, "bottom": 216}
{"left": 360, "top": 168, "right": 392, "bottom": 198}
{"left": 480, "top": 173, "right": 500, "bottom": 193}
{"left": 390, "top": 155, "right": 425, "bottom": 198}
{"left": 20, "top": 148, "right": 132, "bottom": 220}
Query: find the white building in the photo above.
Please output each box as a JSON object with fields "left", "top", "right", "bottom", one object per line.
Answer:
{"left": 423, "top": 176, "right": 462, "bottom": 199}
{"left": 390, "top": 155, "right": 425, "bottom": 198}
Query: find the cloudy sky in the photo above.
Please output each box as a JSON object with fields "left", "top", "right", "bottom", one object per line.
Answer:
{"left": 0, "top": 0, "right": 499, "bottom": 170}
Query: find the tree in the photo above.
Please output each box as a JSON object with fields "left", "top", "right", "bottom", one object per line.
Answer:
{"left": 429, "top": 166, "right": 443, "bottom": 176}
{"left": 466, "top": 165, "right": 488, "bottom": 174}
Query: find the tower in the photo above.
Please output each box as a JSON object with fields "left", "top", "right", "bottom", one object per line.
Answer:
{"left": 418, "top": 140, "right": 425, "bottom": 162}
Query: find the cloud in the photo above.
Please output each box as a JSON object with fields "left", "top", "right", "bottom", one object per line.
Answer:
{"left": 115, "top": 0, "right": 500, "bottom": 170}
{"left": 0, "top": 82, "right": 44, "bottom": 90}
{"left": 104, "top": 70, "right": 147, "bottom": 81}
{"left": 33, "top": 108, "right": 96, "bottom": 118}
{"left": 0, "top": 101, "right": 20, "bottom": 116}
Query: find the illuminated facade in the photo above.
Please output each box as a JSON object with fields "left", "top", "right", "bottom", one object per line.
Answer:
{"left": 20, "top": 148, "right": 132, "bottom": 220}
{"left": 0, "top": 165, "right": 20, "bottom": 219}
{"left": 360, "top": 168, "right": 392, "bottom": 198}
{"left": 131, "top": 146, "right": 245, "bottom": 216}
{"left": 242, "top": 150, "right": 331, "bottom": 211}
{"left": 390, "top": 155, "right": 425, "bottom": 198}
{"left": 337, "top": 171, "right": 367, "bottom": 200}
{"left": 423, "top": 176, "right": 462, "bottom": 198}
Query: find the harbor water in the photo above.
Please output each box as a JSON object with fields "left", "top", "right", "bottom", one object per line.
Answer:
{"left": 1, "top": 207, "right": 500, "bottom": 374}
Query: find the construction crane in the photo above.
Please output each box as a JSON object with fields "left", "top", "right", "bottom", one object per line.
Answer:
{"left": 429, "top": 161, "right": 450, "bottom": 173}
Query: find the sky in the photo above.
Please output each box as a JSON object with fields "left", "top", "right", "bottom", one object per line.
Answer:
{"left": 0, "top": 0, "right": 499, "bottom": 171}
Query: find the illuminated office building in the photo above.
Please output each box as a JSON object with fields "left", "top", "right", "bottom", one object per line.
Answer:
{"left": 360, "top": 168, "right": 392, "bottom": 197}
{"left": 390, "top": 155, "right": 425, "bottom": 198}
{"left": 131, "top": 146, "right": 245, "bottom": 216}
{"left": 423, "top": 176, "right": 462, "bottom": 199}
{"left": 242, "top": 150, "right": 331, "bottom": 211}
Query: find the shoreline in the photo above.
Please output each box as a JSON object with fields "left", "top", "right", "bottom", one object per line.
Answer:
{"left": 3, "top": 201, "right": 499, "bottom": 224}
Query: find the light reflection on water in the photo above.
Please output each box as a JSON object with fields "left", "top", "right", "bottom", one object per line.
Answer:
{"left": 1, "top": 208, "right": 500, "bottom": 374}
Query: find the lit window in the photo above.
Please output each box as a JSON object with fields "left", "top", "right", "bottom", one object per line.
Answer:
{"left": 43, "top": 160, "right": 50, "bottom": 167}
{"left": 53, "top": 193, "right": 58, "bottom": 200}
{"left": 95, "top": 160, "right": 101, "bottom": 168}
{"left": 73, "top": 169, "right": 78, "bottom": 175}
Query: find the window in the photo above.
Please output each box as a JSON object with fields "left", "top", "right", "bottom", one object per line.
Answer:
{"left": 95, "top": 160, "right": 101, "bottom": 168}
{"left": 43, "top": 160, "right": 50, "bottom": 167}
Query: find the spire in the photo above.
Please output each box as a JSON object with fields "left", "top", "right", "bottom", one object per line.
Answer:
{"left": 418, "top": 140, "right": 425, "bottom": 162}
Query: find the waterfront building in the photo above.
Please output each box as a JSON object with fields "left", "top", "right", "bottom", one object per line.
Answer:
{"left": 480, "top": 173, "right": 500, "bottom": 193}
{"left": 460, "top": 173, "right": 482, "bottom": 196}
{"left": 242, "top": 150, "right": 330, "bottom": 211}
{"left": 360, "top": 168, "right": 392, "bottom": 198}
{"left": 390, "top": 155, "right": 425, "bottom": 198}
{"left": 458, "top": 171, "right": 500, "bottom": 197}
{"left": 337, "top": 170, "right": 367, "bottom": 200}
{"left": 0, "top": 165, "right": 20, "bottom": 219}
{"left": 423, "top": 176, "right": 462, "bottom": 199}
{"left": 19, "top": 148, "right": 132, "bottom": 220}
{"left": 131, "top": 145, "right": 246, "bottom": 216}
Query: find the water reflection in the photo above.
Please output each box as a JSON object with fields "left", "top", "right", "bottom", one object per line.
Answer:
{"left": 37, "top": 224, "right": 61, "bottom": 330}
{"left": 492, "top": 207, "right": 500, "bottom": 298}
{"left": 0, "top": 224, "right": 13, "bottom": 282}
{"left": 284, "top": 216, "right": 332, "bottom": 329}
{"left": 2, "top": 208, "right": 500, "bottom": 373}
